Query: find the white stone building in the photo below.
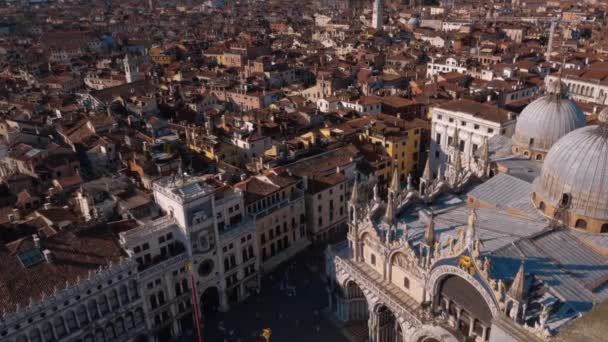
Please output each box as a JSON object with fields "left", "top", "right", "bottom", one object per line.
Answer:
{"left": 430, "top": 99, "right": 516, "bottom": 174}
{"left": 1, "top": 175, "right": 260, "bottom": 342}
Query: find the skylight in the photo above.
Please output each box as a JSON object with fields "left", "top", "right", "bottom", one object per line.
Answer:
{"left": 18, "top": 248, "right": 44, "bottom": 268}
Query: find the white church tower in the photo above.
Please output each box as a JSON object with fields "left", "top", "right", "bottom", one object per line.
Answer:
{"left": 372, "top": 0, "right": 383, "bottom": 30}
{"left": 123, "top": 54, "right": 139, "bottom": 84}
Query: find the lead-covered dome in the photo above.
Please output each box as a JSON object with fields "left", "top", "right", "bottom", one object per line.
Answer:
{"left": 512, "top": 79, "right": 586, "bottom": 160}
{"left": 532, "top": 109, "right": 608, "bottom": 233}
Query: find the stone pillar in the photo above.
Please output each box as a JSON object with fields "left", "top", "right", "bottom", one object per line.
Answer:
{"left": 368, "top": 310, "right": 377, "bottom": 342}
{"left": 468, "top": 317, "right": 475, "bottom": 337}
{"left": 481, "top": 326, "right": 489, "bottom": 341}
{"left": 219, "top": 289, "right": 230, "bottom": 312}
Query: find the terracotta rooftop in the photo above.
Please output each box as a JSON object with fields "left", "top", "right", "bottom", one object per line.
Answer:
{"left": 0, "top": 224, "right": 126, "bottom": 313}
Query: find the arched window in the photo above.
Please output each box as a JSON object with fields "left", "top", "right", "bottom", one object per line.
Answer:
{"left": 125, "top": 313, "right": 135, "bottom": 329}
{"left": 536, "top": 154, "right": 543, "bottom": 161}
{"left": 66, "top": 310, "right": 78, "bottom": 331}
{"left": 248, "top": 245, "right": 254, "bottom": 258}
{"left": 403, "top": 277, "right": 410, "bottom": 289}
{"left": 560, "top": 193, "right": 571, "bottom": 207}
{"left": 175, "top": 282, "right": 182, "bottom": 296}
{"left": 115, "top": 318, "right": 125, "bottom": 336}
{"left": 135, "top": 308, "right": 145, "bottom": 326}
{"left": 119, "top": 285, "right": 129, "bottom": 304}
{"left": 128, "top": 280, "right": 139, "bottom": 299}
{"left": 83, "top": 334, "right": 94, "bottom": 342}
{"left": 29, "top": 329, "right": 42, "bottom": 342}
{"left": 109, "top": 290, "right": 119, "bottom": 310}
{"left": 575, "top": 219, "right": 587, "bottom": 230}
{"left": 149, "top": 294, "right": 158, "bottom": 309}
{"left": 539, "top": 201, "right": 546, "bottom": 212}
{"left": 88, "top": 299, "right": 99, "bottom": 320}
{"left": 601, "top": 224, "right": 608, "bottom": 233}
{"left": 94, "top": 328, "right": 104, "bottom": 342}
{"left": 99, "top": 294, "right": 109, "bottom": 315}
{"left": 41, "top": 322, "right": 54, "bottom": 342}
{"left": 371, "top": 254, "right": 376, "bottom": 265}
{"left": 182, "top": 278, "right": 188, "bottom": 292}
{"left": 54, "top": 316, "right": 66, "bottom": 338}
{"left": 77, "top": 304, "right": 89, "bottom": 324}
{"left": 523, "top": 151, "right": 529, "bottom": 157}
{"left": 105, "top": 323, "right": 116, "bottom": 340}
{"left": 158, "top": 290, "right": 165, "bottom": 305}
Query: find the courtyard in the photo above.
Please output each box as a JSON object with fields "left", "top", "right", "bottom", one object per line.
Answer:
{"left": 185, "top": 250, "right": 350, "bottom": 342}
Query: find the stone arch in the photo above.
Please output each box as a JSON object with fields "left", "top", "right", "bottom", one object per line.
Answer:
{"left": 538, "top": 201, "right": 546, "bottom": 213}
{"left": 427, "top": 265, "right": 499, "bottom": 319}
{"left": 575, "top": 219, "right": 587, "bottom": 230}
{"left": 371, "top": 302, "right": 402, "bottom": 342}
{"left": 340, "top": 278, "right": 375, "bottom": 309}
{"left": 601, "top": 223, "right": 608, "bottom": 233}
{"left": 387, "top": 250, "right": 415, "bottom": 285}
{"left": 407, "top": 324, "right": 460, "bottom": 342}
{"left": 200, "top": 286, "right": 220, "bottom": 315}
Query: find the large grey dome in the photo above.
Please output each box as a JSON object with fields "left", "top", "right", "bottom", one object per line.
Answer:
{"left": 533, "top": 120, "right": 608, "bottom": 223}
{"left": 512, "top": 81, "right": 586, "bottom": 154}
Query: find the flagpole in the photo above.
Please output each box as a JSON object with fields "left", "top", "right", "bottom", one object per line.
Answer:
{"left": 188, "top": 262, "right": 204, "bottom": 342}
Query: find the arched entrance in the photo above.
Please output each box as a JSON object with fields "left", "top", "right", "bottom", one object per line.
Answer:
{"left": 434, "top": 275, "right": 492, "bottom": 341}
{"left": 371, "top": 304, "right": 401, "bottom": 342}
{"left": 419, "top": 338, "right": 440, "bottom": 342}
{"left": 200, "top": 286, "right": 220, "bottom": 316}
{"left": 334, "top": 280, "right": 370, "bottom": 341}
{"left": 134, "top": 334, "right": 148, "bottom": 342}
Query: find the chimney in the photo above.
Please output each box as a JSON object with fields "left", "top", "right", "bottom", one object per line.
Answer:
{"left": 12, "top": 208, "right": 20, "bottom": 221}
{"left": 43, "top": 249, "right": 53, "bottom": 263}
{"left": 33, "top": 234, "right": 41, "bottom": 248}
{"left": 44, "top": 203, "right": 52, "bottom": 210}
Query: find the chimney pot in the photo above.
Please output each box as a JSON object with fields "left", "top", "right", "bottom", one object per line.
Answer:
{"left": 33, "top": 234, "right": 41, "bottom": 248}
{"left": 43, "top": 249, "right": 54, "bottom": 263}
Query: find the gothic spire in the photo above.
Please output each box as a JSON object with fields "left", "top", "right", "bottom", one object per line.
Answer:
{"left": 422, "top": 157, "right": 432, "bottom": 181}
{"left": 425, "top": 211, "right": 435, "bottom": 245}
{"left": 384, "top": 195, "right": 395, "bottom": 227}
{"left": 350, "top": 178, "right": 360, "bottom": 204}
{"left": 389, "top": 167, "right": 400, "bottom": 194}
{"left": 509, "top": 259, "right": 526, "bottom": 301}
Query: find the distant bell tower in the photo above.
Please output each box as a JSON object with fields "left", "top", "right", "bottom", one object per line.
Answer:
{"left": 123, "top": 54, "right": 139, "bottom": 84}
{"left": 372, "top": 0, "right": 384, "bottom": 31}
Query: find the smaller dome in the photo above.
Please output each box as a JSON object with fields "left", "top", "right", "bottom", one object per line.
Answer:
{"left": 533, "top": 121, "right": 608, "bottom": 232}
{"left": 512, "top": 80, "right": 586, "bottom": 154}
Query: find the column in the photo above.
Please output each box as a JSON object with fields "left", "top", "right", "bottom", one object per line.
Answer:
{"left": 468, "top": 317, "right": 475, "bottom": 337}
{"left": 218, "top": 289, "right": 230, "bottom": 312}
{"left": 481, "top": 326, "right": 489, "bottom": 341}
{"left": 368, "top": 310, "right": 377, "bottom": 342}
